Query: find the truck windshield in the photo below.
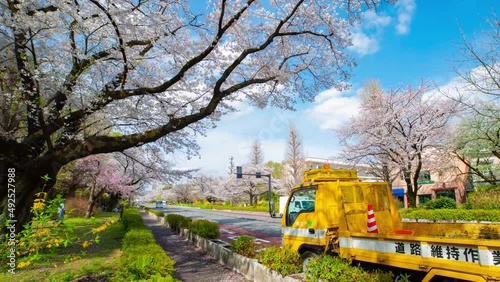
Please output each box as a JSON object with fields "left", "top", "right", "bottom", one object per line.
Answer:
{"left": 285, "top": 187, "right": 316, "bottom": 226}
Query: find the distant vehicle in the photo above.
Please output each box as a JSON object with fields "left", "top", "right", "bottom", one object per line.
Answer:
{"left": 155, "top": 201, "right": 166, "bottom": 208}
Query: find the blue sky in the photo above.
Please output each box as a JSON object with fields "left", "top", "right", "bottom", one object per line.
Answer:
{"left": 176, "top": 0, "right": 500, "bottom": 176}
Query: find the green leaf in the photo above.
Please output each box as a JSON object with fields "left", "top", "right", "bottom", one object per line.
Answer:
{"left": 41, "top": 174, "right": 51, "bottom": 182}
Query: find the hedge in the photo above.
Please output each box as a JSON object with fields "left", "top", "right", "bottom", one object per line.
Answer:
{"left": 115, "top": 208, "right": 179, "bottom": 281}
{"left": 188, "top": 219, "right": 220, "bottom": 239}
{"left": 122, "top": 208, "right": 148, "bottom": 231}
{"left": 399, "top": 208, "right": 500, "bottom": 222}
{"left": 166, "top": 213, "right": 192, "bottom": 231}
{"left": 141, "top": 206, "right": 165, "bottom": 217}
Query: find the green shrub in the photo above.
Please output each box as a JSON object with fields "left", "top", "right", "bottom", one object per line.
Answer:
{"left": 466, "top": 190, "right": 500, "bottom": 210}
{"left": 123, "top": 229, "right": 157, "bottom": 249}
{"left": 231, "top": 235, "right": 257, "bottom": 258}
{"left": 399, "top": 208, "right": 500, "bottom": 222}
{"left": 425, "top": 197, "right": 457, "bottom": 209}
{"left": 115, "top": 243, "right": 175, "bottom": 280}
{"left": 189, "top": 220, "right": 220, "bottom": 239}
{"left": 477, "top": 184, "right": 500, "bottom": 192}
{"left": 152, "top": 210, "right": 165, "bottom": 217}
{"left": 179, "top": 216, "right": 192, "bottom": 228}
{"left": 166, "top": 213, "right": 182, "bottom": 227}
{"left": 115, "top": 208, "right": 178, "bottom": 281}
{"left": 393, "top": 197, "right": 405, "bottom": 209}
{"left": 305, "top": 255, "right": 393, "bottom": 282}
{"left": 122, "top": 208, "right": 147, "bottom": 231}
{"left": 166, "top": 214, "right": 192, "bottom": 231}
{"left": 138, "top": 273, "right": 179, "bottom": 282}
{"left": 257, "top": 246, "right": 302, "bottom": 276}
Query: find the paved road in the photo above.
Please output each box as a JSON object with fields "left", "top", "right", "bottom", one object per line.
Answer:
{"left": 153, "top": 205, "right": 283, "bottom": 246}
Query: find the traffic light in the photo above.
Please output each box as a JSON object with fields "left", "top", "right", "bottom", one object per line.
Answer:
{"left": 236, "top": 166, "right": 242, "bottom": 178}
{"left": 256, "top": 172, "right": 261, "bottom": 178}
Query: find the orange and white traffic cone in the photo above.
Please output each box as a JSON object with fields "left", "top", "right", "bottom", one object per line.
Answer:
{"left": 367, "top": 204, "right": 378, "bottom": 233}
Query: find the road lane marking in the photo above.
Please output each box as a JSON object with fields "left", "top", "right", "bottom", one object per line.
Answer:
{"left": 220, "top": 229, "right": 235, "bottom": 234}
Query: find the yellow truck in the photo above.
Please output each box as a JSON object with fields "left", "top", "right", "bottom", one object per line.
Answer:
{"left": 281, "top": 166, "right": 500, "bottom": 282}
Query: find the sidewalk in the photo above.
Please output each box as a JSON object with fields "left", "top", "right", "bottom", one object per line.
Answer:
{"left": 140, "top": 211, "right": 248, "bottom": 282}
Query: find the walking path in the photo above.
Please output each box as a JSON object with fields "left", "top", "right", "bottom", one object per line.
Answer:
{"left": 140, "top": 211, "right": 248, "bottom": 282}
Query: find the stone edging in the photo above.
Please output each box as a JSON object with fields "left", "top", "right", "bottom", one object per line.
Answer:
{"left": 146, "top": 211, "right": 302, "bottom": 282}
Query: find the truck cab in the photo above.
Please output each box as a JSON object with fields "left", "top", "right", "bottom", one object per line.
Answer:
{"left": 281, "top": 167, "right": 500, "bottom": 281}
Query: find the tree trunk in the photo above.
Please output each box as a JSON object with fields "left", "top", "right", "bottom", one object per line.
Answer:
{"left": 85, "top": 184, "right": 96, "bottom": 218}
{"left": 403, "top": 170, "right": 417, "bottom": 208}
{"left": 406, "top": 180, "right": 417, "bottom": 208}
{"left": 1, "top": 163, "right": 58, "bottom": 236}
{"left": 85, "top": 185, "right": 105, "bottom": 218}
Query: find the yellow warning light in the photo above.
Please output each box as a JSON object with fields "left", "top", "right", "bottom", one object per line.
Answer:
{"left": 322, "top": 164, "right": 330, "bottom": 169}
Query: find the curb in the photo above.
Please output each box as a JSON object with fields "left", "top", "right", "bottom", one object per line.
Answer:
{"left": 146, "top": 211, "right": 303, "bottom": 282}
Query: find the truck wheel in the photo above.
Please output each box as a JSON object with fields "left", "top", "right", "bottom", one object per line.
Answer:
{"left": 301, "top": 251, "right": 318, "bottom": 273}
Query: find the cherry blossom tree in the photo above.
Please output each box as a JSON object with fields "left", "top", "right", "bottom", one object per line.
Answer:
{"left": 191, "top": 174, "right": 227, "bottom": 203}
{"left": 169, "top": 183, "right": 196, "bottom": 204}
{"left": 351, "top": 80, "right": 400, "bottom": 186}
{"left": 0, "top": 0, "right": 388, "bottom": 232}
{"left": 335, "top": 80, "right": 461, "bottom": 207}
{"left": 228, "top": 163, "right": 279, "bottom": 205}
{"left": 73, "top": 154, "right": 133, "bottom": 217}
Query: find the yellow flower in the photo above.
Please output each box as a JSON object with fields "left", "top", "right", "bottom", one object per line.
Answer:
{"left": 32, "top": 201, "right": 44, "bottom": 211}
{"left": 36, "top": 228, "right": 50, "bottom": 238}
{"left": 70, "top": 255, "right": 81, "bottom": 261}
{"left": 82, "top": 241, "right": 91, "bottom": 248}
{"left": 17, "top": 260, "right": 31, "bottom": 269}
{"left": 91, "top": 225, "right": 107, "bottom": 234}
{"left": 35, "top": 192, "right": 47, "bottom": 198}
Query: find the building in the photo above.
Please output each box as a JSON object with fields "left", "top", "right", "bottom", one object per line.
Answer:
{"left": 391, "top": 160, "right": 470, "bottom": 207}
{"left": 304, "top": 156, "right": 472, "bottom": 207}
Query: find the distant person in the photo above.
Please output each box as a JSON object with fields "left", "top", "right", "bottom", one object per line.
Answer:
{"left": 55, "top": 201, "right": 65, "bottom": 224}
{"left": 118, "top": 202, "right": 124, "bottom": 221}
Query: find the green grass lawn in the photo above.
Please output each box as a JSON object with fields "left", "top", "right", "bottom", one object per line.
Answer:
{"left": 0, "top": 212, "right": 125, "bottom": 282}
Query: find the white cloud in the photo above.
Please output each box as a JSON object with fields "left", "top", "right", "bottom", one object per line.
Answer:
{"left": 173, "top": 107, "right": 294, "bottom": 176}
{"left": 220, "top": 100, "right": 255, "bottom": 121}
{"left": 305, "top": 88, "right": 361, "bottom": 130}
{"left": 348, "top": 10, "right": 391, "bottom": 57}
{"left": 175, "top": 129, "right": 288, "bottom": 176}
{"left": 349, "top": 32, "right": 380, "bottom": 56}
{"left": 426, "top": 64, "right": 499, "bottom": 103}
{"left": 363, "top": 9, "right": 392, "bottom": 28}
{"left": 395, "top": 0, "right": 416, "bottom": 35}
